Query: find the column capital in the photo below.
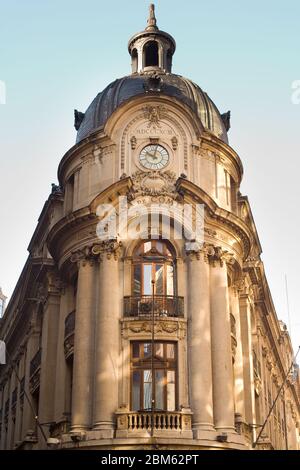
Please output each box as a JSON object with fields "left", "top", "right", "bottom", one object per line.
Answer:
{"left": 185, "top": 242, "right": 210, "bottom": 263}
{"left": 207, "top": 245, "right": 235, "bottom": 268}
{"left": 70, "top": 246, "right": 96, "bottom": 267}
{"left": 92, "top": 239, "right": 122, "bottom": 261}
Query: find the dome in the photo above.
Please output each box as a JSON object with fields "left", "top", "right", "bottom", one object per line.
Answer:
{"left": 75, "top": 73, "right": 229, "bottom": 144}
{"left": 75, "top": 5, "right": 229, "bottom": 145}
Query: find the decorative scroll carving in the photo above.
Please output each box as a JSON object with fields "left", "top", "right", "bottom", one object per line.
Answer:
{"left": 185, "top": 243, "right": 235, "bottom": 267}
{"left": 121, "top": 319, "right": 187, "bottom": 340}
{"left": 70, "top": 246, "right": 94, "bottom": 266}
{"left": 91, "top": 240, "right": 122, "bottom": 260}
{"left": 131, "top": 170, "right": 177, "bottom": 200}
{"left": 208, "top": 246, "right": 235, "bottom": 267}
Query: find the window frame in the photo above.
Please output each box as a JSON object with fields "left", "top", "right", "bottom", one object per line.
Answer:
{"left": 130, "top": 341, "right": 178, "bottom": 412}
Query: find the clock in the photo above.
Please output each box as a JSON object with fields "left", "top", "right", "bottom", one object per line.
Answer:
{"left": 139, "top": 144, "right": 169, "bottom": 170}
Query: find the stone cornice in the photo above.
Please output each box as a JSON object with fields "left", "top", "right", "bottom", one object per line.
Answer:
{"left": 176, "top": 178, "right": 253, "bottom": 260}
{"left": 200, "top": 134, "right": 243, "bottom": 184}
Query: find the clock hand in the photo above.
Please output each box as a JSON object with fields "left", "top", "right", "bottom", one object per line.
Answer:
{"left": 146, "top": 152, "right": 158, "bottom": 160}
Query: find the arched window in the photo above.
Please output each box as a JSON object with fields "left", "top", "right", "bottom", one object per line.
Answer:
{"left": 133, "top": 240, "right": 175, "bottom": 297}
{"left": 144, "top": 41, "right": 159, "bottom": 67}
{"left": 131, "top": 48, "right": 138, "bottom": 73}
{"left": 124, "top": 240, "right": 183, "bottom": 318}
{"left": 166, "top": 49, "right": 172, "bottom": 71}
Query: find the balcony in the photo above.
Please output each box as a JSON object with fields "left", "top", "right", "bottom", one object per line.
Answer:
{"left": 29, "top": 348, "right": 41, "bottom": 393}
{"left": 124, "top": 295, "right": 184, "bottom": 319}
{"left": 116, "top": 409, "right": 192, "bottom": 438}
{"left": 64, "top": 310, "right": 75, "bottom": 360}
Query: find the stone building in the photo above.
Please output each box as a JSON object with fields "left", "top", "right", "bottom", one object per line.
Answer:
{"left": 0, "top": 5, "right": 299, "bottom": 450}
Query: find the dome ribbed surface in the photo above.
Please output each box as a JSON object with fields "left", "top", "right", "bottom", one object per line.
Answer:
{"left": 76, "top": 74, "right": 228, "bottom": 144}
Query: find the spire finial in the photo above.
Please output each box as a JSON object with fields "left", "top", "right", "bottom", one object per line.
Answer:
{"left": 146, "top": 3, "right": 158, "bottom": 31}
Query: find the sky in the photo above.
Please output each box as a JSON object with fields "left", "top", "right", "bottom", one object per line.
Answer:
{"left": 0, "top": 0, "right": 299, "bottom": 350}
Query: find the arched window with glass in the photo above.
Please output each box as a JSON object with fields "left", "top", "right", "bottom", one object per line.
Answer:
{"left": 124, "top": 240, "right": 183, "bottom": 318}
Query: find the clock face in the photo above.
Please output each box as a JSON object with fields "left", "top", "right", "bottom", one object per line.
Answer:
{"left": 139, "top": 144, "right": 169, "bottom": 170}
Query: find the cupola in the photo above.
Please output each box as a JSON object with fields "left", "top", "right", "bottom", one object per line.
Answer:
{"left": 128, "top": 4, "right": 176, "bottom": 74}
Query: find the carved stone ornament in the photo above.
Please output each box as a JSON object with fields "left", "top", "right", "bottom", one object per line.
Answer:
{"left": 254, "top": 377, "right": 262, "bottom": 396}
{"left": 208, "top": 246, "right": 235, "bottom": 267}
{"left": 186, "top": 243, "right": 235, "bottom": 267}
{"left": 171, "top": 136, "right": 178, "bottom": 150}
{"left": 142, "top": 105, "right": 167, "bottom": 128}
{"left": 130, "top": 136, "right": 137, "bottom": 150}
{"left": 131, "top": 170, "right": 177, "bottom": 201}
{"left": 91, "top": 240, "right": 122, "bottom": 260}
{"left": 70, "top": 246, "right": 93, "bottom": 265}
{"left": 121, "top": 319, "right": 187, "bottom": 340}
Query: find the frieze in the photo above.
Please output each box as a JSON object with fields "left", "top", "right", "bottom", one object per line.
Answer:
{"left": 121, "top": 319, "right": 187, "bottom": 340}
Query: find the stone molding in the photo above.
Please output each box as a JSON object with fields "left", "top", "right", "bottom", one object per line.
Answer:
{"left": 70, "top": 240, "right": 122, "bottom": 265}
{"left": 186, "top": 242, "right": 235, "bottom": 267}
{"left": 121, "top": 318, "right": 187, "bottom": 340}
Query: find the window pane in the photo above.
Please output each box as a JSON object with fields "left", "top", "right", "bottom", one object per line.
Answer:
{"left": 143, "top": 264, "right": 152, "bottom": 295}
{"left": 144, "top": 241, "right": 152, "bottom": 253}
{"left": 133, "top": 265, "right": 141, "bottom": 295}
{"left": 132, "top": 342, "right": 140, "bottom": 359}
{"left": 155, "top": 370, "right": 164, "bottom": 410}
{"left": 166, "top": 265, "right": 174, "bottom": 295}
{"left": 144, "top": 343, "right": 152, "bottom": 358}
{"left": 132, "top": 371, "right": 140, "bottom": 410}
{"left": 143, "top": 370, "right": 152, "bottom": 410}
{"left": 167, "top": 343, "right": 175, "bottom": 359}
{"left": 155, "top": 265, "right": 164, "bottom": 295}
{"left": 155, "top": 343, "right": 163, "bottom": 359}
{"left": 156, "top": 241, "right": 163, "bottom": 254}
{"left": 167, "top": 370, "right": 175, "bottom": 411}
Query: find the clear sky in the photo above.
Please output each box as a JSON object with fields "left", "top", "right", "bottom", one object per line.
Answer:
{"left": 0, "top": 0, "right": 299, "bottom": 350}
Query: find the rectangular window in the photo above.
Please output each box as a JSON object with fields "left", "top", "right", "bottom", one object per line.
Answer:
{"left": 131, "top": 341, "right": 177, "bottom": 411}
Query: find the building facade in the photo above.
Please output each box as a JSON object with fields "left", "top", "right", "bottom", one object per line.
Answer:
{"left": 0, "top": 5, "right": 299, "bottom": 450}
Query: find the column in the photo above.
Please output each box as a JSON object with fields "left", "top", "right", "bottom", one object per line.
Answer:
{"left": 21, "top": 327, "right": 40, "bottom": 440}
{"left": 231, "top": 284, "right": 246, "bottom": 427}
{"left": 93, "top": 242, "right": 120, "bottom": 437}
{"left": 71, "top": 252, "right": 96, "bottom": 432}
{"left": 14, "top": 355, "right": 24, "bottom": 445}
{"left": 187, "top": 248, "right": 214, "bottom": 437}
{"left": 210, "top": 247, "right": 235, "bottom": 433}
{"left": 239, "top": 287, "right": 256, "bottom": 429}
{"left": 53, "top": 285, "right": 73, "bottom": 425}
{"left": 38, "top": 271, "right": 61, "bottom": 446}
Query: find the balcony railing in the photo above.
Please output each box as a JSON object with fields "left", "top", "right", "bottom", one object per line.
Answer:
{"left": 65, "top": 310, "right": 75, "bottom": 338}
{"left": 116, "top": 410, "right": 192, "bottom": 437}
{"left": 64, "top": 311, "right": 75, "bottom": 359}
{"left": 30, "top": 348, "right": 41, "bottom": 378}
{"left": 124, "top": 295, "right": 184, "bottom": 318}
